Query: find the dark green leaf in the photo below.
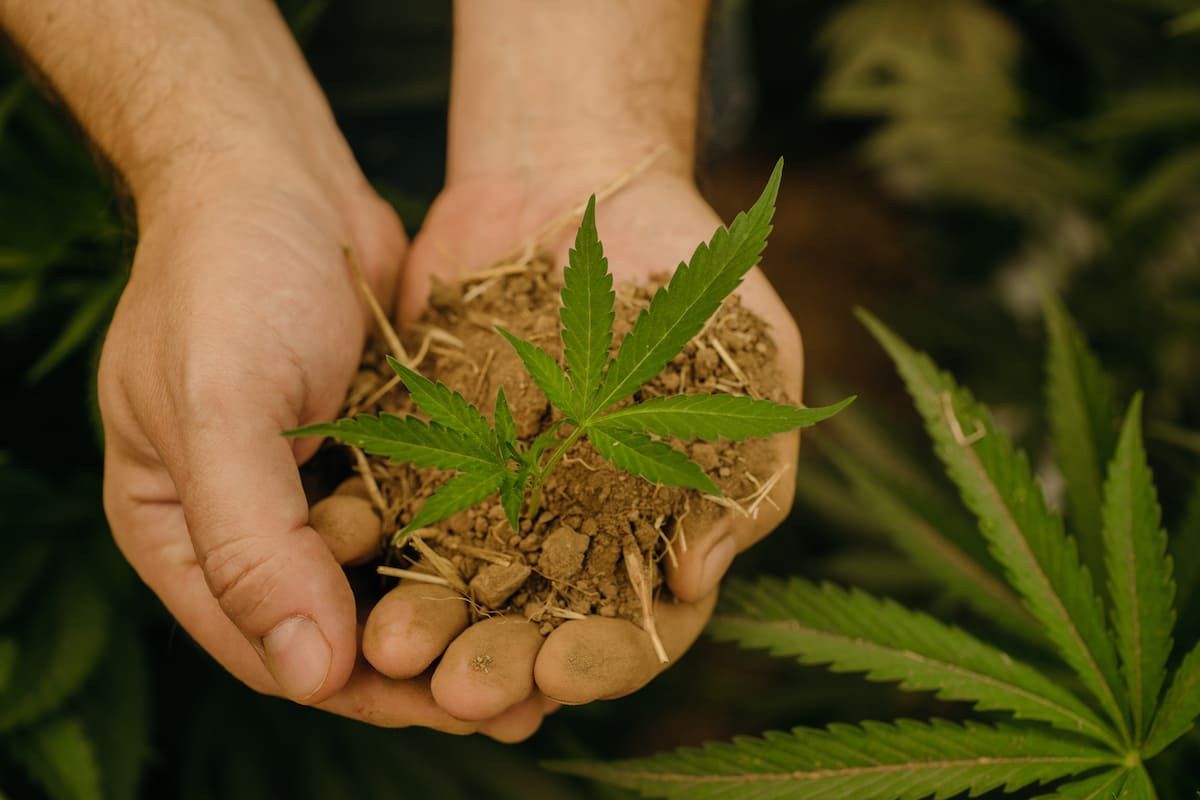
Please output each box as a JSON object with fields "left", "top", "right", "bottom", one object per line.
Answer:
{"left": 1042, "top": 287, "right": 1118, "bottom": 588}
{"left": 860, "top": 310, "right": 1127, "bottom": 741}
{"left": 1144, "top": 639, "right": 1200, "bottom": 757}
{"left": 8, "top": 716, "right": 103, "bottom": 800}
{"left": 712, "top": 577, "right": 1117, "bottom": 747}
{"left": 498, "top": 469, "right": 527, "bottom": 532}
{"left": 27, "top": 270, "right": 124, "bottom": 382}
{"left": 493, "top": 386, "right": 517, "bottom": 452}
{"left": 80, "top": 628, "right": 150, "bottom": 800}
{"left": 548, "top": 719, "right": 1115, "bottom": 800}
{"left": 592, "top": 160, "right": 782, "bottom": 414}
{"left": 560, "top": 194, "right": 614, "bottom": 417}
{"left": 399, "top": 469, "right": 507, "bottom": 538}
{"left": 588, "top": 426, "right": 719, "bottom": 495}
{"left": 286, "top": 414, "right": 500, "bottom": 472}
{"left": 0, "top": 568, "right": 110, "bottom": 732}
{"left": 1031, "top": 768, "right": 1131, "bottom": 799}
{"left": 596, "top": 393, "right": 853, "bottom": 441}
{"left": 1101, "top": 394, "right": 1175, "bottom": 741}
{"left": 495, "top": 327, "right": 575, "bottom": 418}
{"left": 387, "top": 357, "right": 498, "bottom": 456}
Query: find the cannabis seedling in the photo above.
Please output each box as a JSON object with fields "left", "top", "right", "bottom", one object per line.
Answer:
{"left": 288, "top": 161, "right": 852, "bottom": 542}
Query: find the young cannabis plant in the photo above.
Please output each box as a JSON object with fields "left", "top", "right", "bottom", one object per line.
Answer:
{"left": 550, "top": 300, "right": 1200, "bottom": 799}
{"left": 288, "top": 161, "right": 852, "bottom": 542}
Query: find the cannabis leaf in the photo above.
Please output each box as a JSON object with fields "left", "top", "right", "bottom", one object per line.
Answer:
{"left": 596, "top": 393, "right": 854, "bottom": 441}
{"left": 1043, "top": 286, "right": 1118, "bottom": 587}
{"left": 288, "top": 160, "right": 853, "bottom": 536}
{"left": 858, "top": 309, "right": 1128, "bottom": 742}
{"left": 1143, "top": 639, "right": 1200, "bottom": 757}
{"left": 1101, "top": 394, "right": 1175, "bottom": 742}
{"left": 560, "top": 194, "right": 614, "bottom": 418}
{"left": 710, "top": 577, "right": 1118, "bottom": 748}
{"left": 590, "top": 159, "right": 782, "bottom": 416}
{"left": 8, "top": 716, "right": 104, "bottom": 800}
{"left": 549, "top": 719, "right": 1114, "bottom": 800}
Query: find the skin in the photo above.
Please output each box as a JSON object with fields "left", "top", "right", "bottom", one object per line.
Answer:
{"left": 0, "top": 0, "right": 803, "bottom": 736}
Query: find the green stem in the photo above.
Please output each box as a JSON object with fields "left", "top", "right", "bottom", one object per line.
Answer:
{"left": 527, "top": 425, "right": 586, "bottom": 517}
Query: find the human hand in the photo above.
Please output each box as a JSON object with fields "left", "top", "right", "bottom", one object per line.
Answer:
{"left": 97, "top": 135, "right": 553, "bottom": 743}
{"left": 361, "top": 163, "right": 803, "bottom": 714}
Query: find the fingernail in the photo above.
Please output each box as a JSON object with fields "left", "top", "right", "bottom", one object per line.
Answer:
{"left": 699, "top": 536, "right": 737, "bottom": 596}
{"left": 261, "top": 616, "right": 331, "bottom": 701}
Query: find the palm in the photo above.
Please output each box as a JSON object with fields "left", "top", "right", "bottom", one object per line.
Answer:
{"left": 371, "top": 170, "right": 804, "bottom": 709}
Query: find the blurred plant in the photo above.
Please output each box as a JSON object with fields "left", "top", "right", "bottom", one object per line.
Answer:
{"left": 554, "top": 298, "right": 1200, "bottom": 798}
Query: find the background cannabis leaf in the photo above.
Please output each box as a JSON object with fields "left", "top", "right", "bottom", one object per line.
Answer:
{"left": 557, "top": 300, "right": 1200, "bottom": 799}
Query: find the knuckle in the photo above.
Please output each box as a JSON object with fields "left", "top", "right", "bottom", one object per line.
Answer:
{"left": 200, "top": 535, "right": 290, "bottom": 631}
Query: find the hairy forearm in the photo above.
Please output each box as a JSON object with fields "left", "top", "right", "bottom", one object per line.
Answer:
{"left": 449, "top": 0, "right": 709, "bottom": 182}
{"left": 0, "top": 0, "right": 358, "bottom": 208}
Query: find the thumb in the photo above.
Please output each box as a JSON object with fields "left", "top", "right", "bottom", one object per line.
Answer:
{"left": 167, "top": 398, "right": 358, "bottom": 703}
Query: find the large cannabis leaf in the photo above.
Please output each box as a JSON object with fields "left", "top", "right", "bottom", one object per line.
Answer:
{"left": 554, "top": 302, "right": 1200, "bottom": 799}
{"left": 288, "top": 161, "right": 853, "bottom": 538}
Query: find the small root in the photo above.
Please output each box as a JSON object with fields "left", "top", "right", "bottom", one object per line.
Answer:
{"left": 351, "top": 448, "right": 388, "bottom": 518}
{"left": 352, "top": 374, "right": 401, "bottom": 415}
{"left": 545, "top": 606, "right": 587, "bottom": 620}
{"left": 623, "top": 538, "right": 669, "bottom": 664}
{"left": 942, "top": 391, "right": 986, "bottom": 446}
{"left": 654, "top": 515, "right": 678, "bottom": 569}
{"left": 472, "top": 349, "right": 496, "bottom": 400}
{"left": 406, "top": 532, "right": 469, "bottom": 594}
{"left": 709, "top": 335, "right": 757, "bottom": 397}
{"left": 376, "top": 566, "right": 450, "bottom": 587}
{"left": 463, "top": 275, "right": 502, "bottom": 304}
{"left": 344, "top": 246, "right": 408, "bottom": 364}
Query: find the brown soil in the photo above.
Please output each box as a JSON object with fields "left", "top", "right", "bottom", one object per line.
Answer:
{"left": 306, "top": 255, "right": 789, "bottom": 635}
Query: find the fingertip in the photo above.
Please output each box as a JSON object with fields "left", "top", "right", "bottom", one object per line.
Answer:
{"left": 431, "top": 618, "right": 544, "bottom": 721}
{"left": 666, "top": 516, "right": 735, "bottom": 602}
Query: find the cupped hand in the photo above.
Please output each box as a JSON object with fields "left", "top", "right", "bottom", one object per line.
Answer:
{"left": 98, "top": 154, "right": 549, "bottom": 741}
{"left": 365, "top": 164, "right": 803, "bottom": 712}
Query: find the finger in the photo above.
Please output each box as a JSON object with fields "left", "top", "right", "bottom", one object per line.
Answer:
{"left": 666, "top": 432, "right": 798, "bottom": 602}
{"left": 317, "top": 660, "right": 478, "bottom": 734}
{"left": 534, "top": 590, "right": 717, "bottom": 705}
{"left": 430, "top": 617, "right": 544, "bottom": 721}
{"left": 158, "top": 391, "right": 359, "bottom": 704}
{"left": 363, "top": 581, "right": 470, "bottom": 679}
{"left": 309, "top": 494, "right": 382, "bottom": 565}
{"left": 477, "top": 692, "right": 555, "bottom": 744}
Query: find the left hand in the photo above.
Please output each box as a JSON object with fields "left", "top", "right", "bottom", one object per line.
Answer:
{"left": 363, "top": 163, "right": 803, "bottom": 713}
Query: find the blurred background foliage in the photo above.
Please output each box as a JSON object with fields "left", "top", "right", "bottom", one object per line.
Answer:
{"left": 1, "top": 0, "right": 1198, "bottom": 797}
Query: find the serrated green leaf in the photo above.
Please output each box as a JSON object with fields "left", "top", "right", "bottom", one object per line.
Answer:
{"left": 527, "top": 420, "right": 566, "bottom": 465}
{"left": 494, "top": 386, "right": 517, "bottom": 453}
{"left": 387, "top": 356, "right": 498, "bottom": 456}
{"left": 0, "top": 537, "right": 51, "bottom": 621}
{"left": 1120, "top": 766, "right": 1157, "bottom": 800}
{"left": 711, "top": 577, "right": 1118, "bottom": 748}
{"left": 859, "top": 309, "right": 1128, "bottom": 742}
{"left": 8, "top": 716, "right": 103, "bottom": 800}
{"left": 822, "top": 440, "right": 1038, "bottom": 641}
{"left": 1101, "top": 394, "right": 1175, "bottom": 742}
{"left": 0, "top": 568, "right": 110, "bottom": 732}
{"left": 591, "top": 160, "right": 782, "bottom": 415}
{"left": 588, "top": 426, "right": 719, "bottom": 495}
{"left": 596, "top": 393, "right": 853, "bottom": 442}
{"left": 1043, "top": 288, "right": 1118, "bottom": 589}
{"left": 498, "top": 468, "right": 527, "bottom": 532}
{"left": 547, "top": 719, "right": 1114, "bottom": 800}
{"left": 560, "top": 194, "right": 614, "bottom": 416}
{"left": 399, "top": 469, "right": 507, "bottom": 538}
{"left": 1143, "top": 638, "right": 1200, "bottom": 757}
{"left": 286, "top": 414, "right": 500, "bottom": 472}
{"left": 1031, "top": 768, "right": 1131, "bottom": 799}
{"left": 495, "top": 327, "right": 575, "bottom": 418}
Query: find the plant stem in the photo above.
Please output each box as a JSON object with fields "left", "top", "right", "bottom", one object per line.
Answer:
{"left": 527, "top": 425, "right": 586, "bottom": 517}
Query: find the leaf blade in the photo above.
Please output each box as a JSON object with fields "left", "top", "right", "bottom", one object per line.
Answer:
{"left": 859, "top": 309, "right": 1128, "bottom": 741}
{"left": 494, "top": 386, "right": 517, "bottom": 453}
{"left": 592, "top": 160, "right": 782, "bottom": 414}
{"left": 1042, "top": 287, "right": 1118, "bottom": 591}
{"left": 596, "top": 393, "right": 854, "bottom": 441}
{"left": 1143, "top": 638, "right": 1200, "bottom": 757}
{"left": 710, "top": 577, "right": 1117, "bottom": 747}
{"left": 387, "top": 357, "right": 498, "bottom": 456}
{"left": 560, "top": 194, "right": 614, "bottom": 415}
{"left": 286, "top": 414, "right": 500, "bottom": 473}
{"left": 588, "top": 426, "right": 719, "bottom": 495}
{"left": 399, "top": 469, "right": 507, "bottom": 538}
{"left": 548, "top": 719, "right": 1115, "bottom": 800}
{"left": 1101, "top": 394, "right": 1175, "bottom": 742}
{"left": 495, "top": 327, "right": 576, "bottom": 419}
